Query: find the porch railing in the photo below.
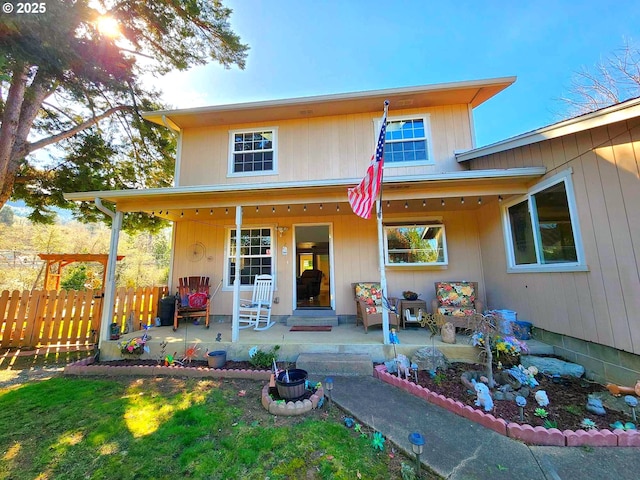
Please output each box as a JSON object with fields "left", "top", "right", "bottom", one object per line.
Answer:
{"left": 0, "top": 286, "right": 168, "bottom": 350}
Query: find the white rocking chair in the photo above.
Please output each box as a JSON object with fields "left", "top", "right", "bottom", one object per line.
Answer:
{"left": 238, "top": 274, "right": 275, "bottom": 330}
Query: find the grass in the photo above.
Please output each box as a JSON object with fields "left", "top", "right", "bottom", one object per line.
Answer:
{"left": 0, "top": 358, "right": 440, "bottom": 479}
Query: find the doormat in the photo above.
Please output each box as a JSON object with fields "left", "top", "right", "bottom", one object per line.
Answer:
{"left": 289, "top": 325, "right": 332, "bottom": 332}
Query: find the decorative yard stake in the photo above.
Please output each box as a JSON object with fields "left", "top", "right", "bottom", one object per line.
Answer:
{"left": 516, "top": 395, "right": 527, "bottom": 422}
{"left": 408, "top": 432, "right": 425, "bottom": 475}
{"left": 625, "top": 395, "right": 638, "bottom": 422}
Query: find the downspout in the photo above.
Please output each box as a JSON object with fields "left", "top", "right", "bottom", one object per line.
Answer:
{"left": 95, "top": 198, "right": 124, "bottom": 348}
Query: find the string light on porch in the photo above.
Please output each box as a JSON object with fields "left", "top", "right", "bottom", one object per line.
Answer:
{"left": 441, "top": 199, "right": 445, "bottom": 206}
{"left": 180, "top": 211, "right": 184, "bottom": 217}
{"left": 151, "top": 211, "right": 155, "bottom": 217}
{"left": 303, "top": 205, "right": 307, "bottom": 211}
{"left": 272, "top": 206, "right": 276, "bottom": 213}
{"left": 287, "top": 205, "right": 291, "bottom": 212}
{"left": 498, "top": 195, "right": 503, "bottom": 202}
{"left": 404, "top": 201, "right": 408, "bottom": 209}
{"left": 256, "top": 206, "right": 259, "bottom": 212}
{"left": 336, "top": 204, "right": 340, "bottom": 212}
{"left": 478, "top": 197, "right": 482, "bottom": 205}
{"left": 319, "top": 204, "right": 323, "bottom": 210}
{"left": 195, "top": 209, "right": 199, "bottom": 215}
{"left": 460, "top": 197, "right": 464, "bottom": 204}
{"left": 225, "top": 208, "right": 228, "bottom": 215}
{"left": 210, "top": 209, "right": 213, "bottom": 215}
{"left": 422, "top": 199, "right": 426, "bottom": 207}
{"left": 386, "top": 200, "right": 390, "bottom": 208}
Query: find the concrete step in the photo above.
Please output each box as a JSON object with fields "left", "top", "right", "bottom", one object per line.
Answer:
{"left": 296, "top": 353, "right": 373, "bottom": 377}
{"left": 523, "top": 339, "right": 555, "bottom": 356}
{"left": 286, "top": 316, "right": 339, "bottom": 327}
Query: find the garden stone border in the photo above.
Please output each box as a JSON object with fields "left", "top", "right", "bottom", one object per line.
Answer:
{"left": 64, "top": 356, "right": 271, "bottom": 381}
{"left": 374, "top": 365, "right": 640, "bottom": 447}
{"left": 260, "top": 383, "right": 325, "bottom": 416}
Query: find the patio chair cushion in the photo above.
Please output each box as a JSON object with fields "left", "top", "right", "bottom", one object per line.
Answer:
{"left": 437, "top": 306, "right": 478, "bottom": 317}
{"left": 435, "top": 281, "right": 476, "bottom": 308}
{"left": 354, "top": 282, "right": 383, "bottom": 314}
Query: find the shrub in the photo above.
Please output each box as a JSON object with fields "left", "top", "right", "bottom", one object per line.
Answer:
{"left": 248, "top": 345, "right": 280, "bottom": 369}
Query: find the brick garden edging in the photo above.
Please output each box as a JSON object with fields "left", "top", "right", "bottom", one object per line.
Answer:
{"left": 373, "top": 365, "right": 640, "bottom": 447}
{"left": 64, "top": 356, "right": 272, "bottom": 381}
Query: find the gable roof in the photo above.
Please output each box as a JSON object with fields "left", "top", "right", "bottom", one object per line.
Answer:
{"left": 143, "top": 76, "right": 516, "bottom": 130}
{"left": 456, "top": 96, "right": 640, "bottom": 162}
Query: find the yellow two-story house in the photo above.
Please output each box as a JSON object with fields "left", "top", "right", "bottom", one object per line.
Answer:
{"left": 67, "top": 77, "right": 640, "bottom": 386}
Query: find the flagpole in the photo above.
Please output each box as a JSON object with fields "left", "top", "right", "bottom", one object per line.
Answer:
{"left": 377, "top": 100, "right": 390, "bottom": 345}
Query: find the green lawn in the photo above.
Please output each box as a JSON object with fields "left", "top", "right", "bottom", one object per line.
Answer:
{"left": 0, "top": 369, "right": 438, "bottom": 479}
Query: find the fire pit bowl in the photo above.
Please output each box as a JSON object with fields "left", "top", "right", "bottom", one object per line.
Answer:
{"left": 276, "top": 369, "right": 308, "bottom": 400}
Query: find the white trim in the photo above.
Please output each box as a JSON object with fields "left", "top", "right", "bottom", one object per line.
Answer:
{"left": 376, "top": 114, "right": 435, "bottom": 167}
{"left": 222, "top": 224, "right": 276, "bottom": 291}
{"left": 64, "top": 167, "right": 546, "bottom": 202}
{"left": 457, "top": 97, "right": 640, "bottom": 162}
{"left": 174, "top": 130, "right": 183, "bottom": 186}
{"left": 383, "top": 222, "right": 448, "bottom": 267}
{"left": 227, "top": 126, "right": 278, "bottom": 177}
{"left": 501, "top": 169, "right": 587, "bottom": 272}
{"left": 292, "top": 222, "right": 335, "bottom": 311}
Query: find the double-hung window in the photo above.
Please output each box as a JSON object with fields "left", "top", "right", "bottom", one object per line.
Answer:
{"left": 384, "top": 223, "right": 447, "bottom": 266}
{"left": 382, "top": 116, "right": 433, "bottom": 165}
{"left": 228, "top": 128, "right": 277, "bottom": 176}
{"left": 227, "top": 228, "right": 273, "bottom": 286}
{"left": 502, "top": 170, "right": 586, "bottom": 272}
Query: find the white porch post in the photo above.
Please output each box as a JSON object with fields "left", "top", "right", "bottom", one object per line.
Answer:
{"left": 376, "top": 201, "right": 390, "bottom": 344}
{"left": 231, "top": 206, "right": 242, "bottom": 342}
{"left": 95, "top": 198, "right": 123, "bottom": 347}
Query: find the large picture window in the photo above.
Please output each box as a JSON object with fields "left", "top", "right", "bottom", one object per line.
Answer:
{"left": 227, "top": 228, "right": 273, "bottom": 286}
{"left": 503, "top": 170, "right": 585, "bottom": 272}
{"left": 384, "top": 224, "right": 447, "bottom": 266}
{"left": 228, "top": 128, "right": 277, "bottom": 175}
{"left": 382, "top": 116, "right": 433, "bottom": 165}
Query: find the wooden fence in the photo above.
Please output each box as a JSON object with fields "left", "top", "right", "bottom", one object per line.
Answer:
{"left": 0, "top": 286, "right": 168, "bottom": 350}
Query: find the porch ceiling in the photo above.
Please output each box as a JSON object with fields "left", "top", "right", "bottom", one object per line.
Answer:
{"left": 64, "top": 167, "right": 544, "bottom": 222}
{"left": 143, "top": 77, "right": 516, "bottom": 129}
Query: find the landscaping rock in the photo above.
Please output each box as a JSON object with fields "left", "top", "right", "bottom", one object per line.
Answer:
{"left": 586, "top": 396, "right": 606, "bottom": 416}
{"left": 441, "top": 322, "right": 456, "bottom": 344}
{"left": 521, "top": 355, "right": 585, "bottom": 378}
{"left": 411, "top": 346, "right": 449, "bottom": 372}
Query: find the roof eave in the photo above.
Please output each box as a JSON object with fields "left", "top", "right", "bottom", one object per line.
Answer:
{"left": 456, "top": 97, "right": 640, "bottom": 162}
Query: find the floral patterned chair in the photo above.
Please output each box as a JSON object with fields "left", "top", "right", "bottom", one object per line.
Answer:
{"left": 431, "top": 281, "right": 483, "bottom": 331}
{"left": 352, "top": 282, "right": 399, "bottom": 333}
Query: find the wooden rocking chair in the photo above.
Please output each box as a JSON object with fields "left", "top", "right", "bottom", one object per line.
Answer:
{"left": 173, "top": 276, "right": 211, "bottom": 331}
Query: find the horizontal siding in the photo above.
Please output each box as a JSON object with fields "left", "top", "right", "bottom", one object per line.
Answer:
{"left": 477, "top": 118, "right": 640, "bottom": 355}
{"left": 178, "top": 105, "right": 473, "bottom": 186}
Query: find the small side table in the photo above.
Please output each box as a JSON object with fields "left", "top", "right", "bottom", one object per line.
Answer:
{"left": 398, "top": 299, "right": 427, "bottom": 329}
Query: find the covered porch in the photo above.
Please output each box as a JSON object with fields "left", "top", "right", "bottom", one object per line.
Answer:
{"left": 65, "top": 166, "right": 546, "bottom": 350}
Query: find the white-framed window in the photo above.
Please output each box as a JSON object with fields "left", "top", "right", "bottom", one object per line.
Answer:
{"left": 384, "top": 223, "right": 447, "bottom": 266}
{"left": 228, "top": 127, "right": 278, "bottom": 176}
{"left": 379, "top": 115, "right": 434, "bottom": 166}
{"left": 502, "top": 169, "right": 586, "bottom": 273}
{"left": 226, "top": 227, "right": 273, "bottom": 287}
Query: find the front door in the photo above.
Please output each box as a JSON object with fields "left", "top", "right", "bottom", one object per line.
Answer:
{"left": 294, "top": 225, "right": 332, "bottom": 310}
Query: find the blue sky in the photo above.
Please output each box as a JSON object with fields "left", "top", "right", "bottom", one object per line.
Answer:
{"left": 155, "top": 0, "right": 640, "bottom": 147}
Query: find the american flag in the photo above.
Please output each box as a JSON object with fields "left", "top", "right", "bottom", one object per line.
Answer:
{"left": 348, "top": 106, "right": 388, "bottom": 219}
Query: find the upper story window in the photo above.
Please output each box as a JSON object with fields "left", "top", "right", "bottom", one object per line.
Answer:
{"left": 382, "top": 116, "right": 433, "bottom": 166}
{"left": 384, "top": 223, "right": 447, "bottom": 266}
{"left": 502, "top": 170, "right": 586, "bottom": 273}
{"left": 228, "top": 127, "right": 278, "bottom": 176}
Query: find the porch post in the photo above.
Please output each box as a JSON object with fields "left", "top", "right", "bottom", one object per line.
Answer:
{"left": 376, "top": 201, "right": 390, "bottom": 344}
{"left": 95, "top": 198, "right": 123, "bottom": 347}
{"left": 231, "top": 206, "right": 242, "bottom": 342}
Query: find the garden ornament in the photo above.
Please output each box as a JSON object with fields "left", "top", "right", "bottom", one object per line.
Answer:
{"left": 610, "top": 421, "right": 637, "bottom": 431}
{"left": 606, "top": 380, "right": 640, "bottom": 397}
{"left": 516, "top": 395, "right": 526, "bottom": 422}
{"left": 535, "top": 390, "right": 549, "bottom": 407}
{"left": 396, "top": 354, "right": 411, "bottom": 380}
{"left": 474, "top": 382, "right": 494, "bottom": 412}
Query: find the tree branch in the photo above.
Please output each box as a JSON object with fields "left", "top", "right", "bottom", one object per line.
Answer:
{"left": 11, "top": 105, "right": 134, "bottom": 162}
